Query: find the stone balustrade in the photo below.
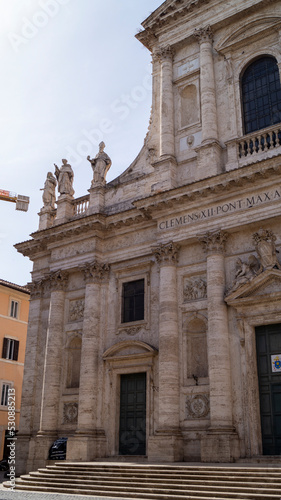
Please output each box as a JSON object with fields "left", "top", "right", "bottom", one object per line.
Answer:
{"left": 226, "top": 124, "right": 281, "bottom": 170}
{"left": 73, "top": 195, "right": 90, "bottom": 216}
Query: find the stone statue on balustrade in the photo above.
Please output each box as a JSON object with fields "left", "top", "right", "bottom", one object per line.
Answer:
{"left": 87, "top": 142, "right": 112, "bottom": 187}
{"left": 54, "top": 159, "right": 75, "bottom": 197}
{"left": 40, "top": 172, "right": 57, "bottom": 209}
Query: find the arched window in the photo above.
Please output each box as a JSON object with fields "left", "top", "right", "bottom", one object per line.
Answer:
{"left": 242, "top": 56, "right": 281, "bottom": 134}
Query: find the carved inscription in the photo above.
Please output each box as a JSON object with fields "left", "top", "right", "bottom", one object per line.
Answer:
{"left": 158, "top": 189, "right": 281, "bottom": 230}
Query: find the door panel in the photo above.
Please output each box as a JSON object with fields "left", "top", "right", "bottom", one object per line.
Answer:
{"left": 256, "top": 324, "right": 281, "bottom": 455}
{"left": 119, "top": 372, "right": 146, "bottom": 456}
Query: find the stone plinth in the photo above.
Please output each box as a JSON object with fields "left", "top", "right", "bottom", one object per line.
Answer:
{"left": 88, "top": 184, "right": 105, "bottom": 214}
{"left": 55, "top": 194, "right": 74, "bottom": 224}
{"left": 148, "top": 433, "right": 183, "bottom": 462}
{"left": 38, "top": 207, "right": 55, "bottom": 230}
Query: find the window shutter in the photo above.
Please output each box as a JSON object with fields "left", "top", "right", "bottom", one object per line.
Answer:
{"left": 13, "top": 340, "right": 19, "bottom": 361}
{"left": 2, "top": 338, "right": 8, "bottom": 358}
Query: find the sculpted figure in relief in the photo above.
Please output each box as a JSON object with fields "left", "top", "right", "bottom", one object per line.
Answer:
{"left": 87, "top": 141, "right": 112, "bottom": 186}
{"left": 40, "top": 172, "right": 57, "bottom": 209}
{"left": 54, "top": 159, "right": 74, "bottom": 196}
{"left": 184, "top": 278, "right": 207, "bottom": 301}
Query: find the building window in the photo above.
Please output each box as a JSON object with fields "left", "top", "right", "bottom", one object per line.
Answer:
{"left": 122, "top": 279, "right": 144, "bottom": 323}
{"left": 2, "top": 338, "right": 19, "bottom": 361}
{"left": 242, "top": 56, "right": 281, "bottom": 134}
{"left": 10, "top": 300, "right": 18, "bottom": 319}
{"left": 1, "top": 383, "right": 11, "bottom": 406}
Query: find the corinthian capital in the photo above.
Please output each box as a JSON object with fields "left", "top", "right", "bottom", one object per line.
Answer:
{"left": 198, "top": 230, "right": 228, "bottom": 254}
{"left": 27, "top": 279, "right": 43, "bottom": 299}
{"left": 152, "top": 241, "right": 180, "bottom": 264}
{"left": 155, "top": 45, "right": 173, "bottom": 62}
{"left": 82, "top": 261, "right": 110, "bottom": 283}
{"left": 45, "top": 270, "right": 69, "bottom": 292}
{"left": 193, "top": 26, "right": 213, "bottom": 43}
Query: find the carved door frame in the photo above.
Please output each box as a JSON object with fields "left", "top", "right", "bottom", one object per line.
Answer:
{"left": 103, "top": 341, "right": 158, "bottom": 457}
{"left": 226, "top": 272, "right": 281, "bottom": 457}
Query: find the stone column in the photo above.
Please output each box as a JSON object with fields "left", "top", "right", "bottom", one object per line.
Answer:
{"left": 152, "top": 46, "right": 177, "bottom": 190}
{"left": 34, "top": 271, "right": 68, "bottom": 466}
{"left": 16, "top": 281, "right": 42, "bottom": 475}
{"left": 157, "top": 46, "right": 175, "bottom": 158}
{"left": 198, "top": 230, "right": 239, "bottom": 462}
{"left": 67, "top": 261, "right": 110, "bottom": 461}
{"left": 148, "top": 242, "right": 183, "bottom": 462}
{"left": 193, "top": 26, "right": 222, "bottom": 178}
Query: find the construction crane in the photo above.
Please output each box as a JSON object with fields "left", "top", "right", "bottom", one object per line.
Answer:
{"left": 0, "top": 189, "right": 29, "bottom": 212}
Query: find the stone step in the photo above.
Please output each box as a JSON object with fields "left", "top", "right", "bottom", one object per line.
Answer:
{"left": 46, "top": 463, "right": 281, "bottom": 475}
{"left": 8, "top": 480, "right": 281, "bottom": 500}
{"left": 6, "top": 463, "right": 281, "bottom": 499}
{"left": 29, "top": 470, "right": 281, "bottom": 485}
{"left": 19, "top": 474, "right": 281, "bottom": 494}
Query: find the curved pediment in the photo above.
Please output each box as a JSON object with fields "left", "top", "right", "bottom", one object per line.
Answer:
{"left": 103, "top": 340, "right": 158, "bottom": 361}
{"left": 225, "top": 269, "right": 281, "bottom": 307}
{"left": 216, "top": 17, "right": 281, "bottom": 52}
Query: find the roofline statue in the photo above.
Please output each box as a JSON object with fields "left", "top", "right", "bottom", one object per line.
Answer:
{"left": 87, "top": 142, "right": 112, "bottom": 187}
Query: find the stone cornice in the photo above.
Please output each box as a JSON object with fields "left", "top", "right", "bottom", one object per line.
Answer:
{"left": 15, "top": 158, "right": 281, "bottom": 259}
{"left": 133, "top": 159, "right": 281, "bottom": 215}
{"left": 14, "top": 210, "right": 151, "bottom": 258}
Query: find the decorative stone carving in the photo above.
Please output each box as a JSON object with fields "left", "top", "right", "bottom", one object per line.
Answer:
{"left": 69, "top": 299, "right": 85, "bottom": 322}
{"left": 63, "top": 402, "right": 78, "bottom": 424}
{"left": 54, "top": 159, "right": 74, "bottom": 196}
{"left": 152, "top": 241, "right": 180, "bottom": 264}
{"left": 229, "top": 255, "right": 262, "bottom": 292}
{"left": 156, "top": 45, "right": 173, "bottom": 61}
{"left": 183, "top": 277, "right": 207, "bottom": 301}
{"left": 253, "top": 229, "right": 281, "bottom": 271}
{"left": 198, "top": 230, "right": 228, "bottom": 254}
{"left": 82, "top": 261, "right": 110, "bottom": 283}
{"left": 193, "top": 25, "right": 213, "bottom": 42}
{"left": 45, "top": 270, "right": 69, "bottom": 292}
{"left": 186, "top": 394, "right": 210, "bottom": 419}
{"left": 228, "top": 230, "right": 281, "bottom": 293}
{"left": 87, "top": 142, "right": 112, "bottom": 186}
{"left": 40, "top": 172, "right": 57, "bottom": 209}
{"left": 117, "top": 326, "right": 143, "bottom": 336}
{"left": 28, "top": 280, "right": 43, "bottom": 299}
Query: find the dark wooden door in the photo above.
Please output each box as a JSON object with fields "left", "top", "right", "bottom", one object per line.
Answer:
{"left": 119, "top": 372, "right": 146, "bottom": 455}
{"left": 256, "top": 324, "right": 281, "bottom": 455}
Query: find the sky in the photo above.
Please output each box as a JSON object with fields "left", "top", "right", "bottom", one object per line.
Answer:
{"left": 0, "top": 0, "right": 162, "bottom": 286}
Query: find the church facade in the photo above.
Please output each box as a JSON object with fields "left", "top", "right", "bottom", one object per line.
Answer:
{"left": 16, "top": 0, "right": 281, "bottom": 473}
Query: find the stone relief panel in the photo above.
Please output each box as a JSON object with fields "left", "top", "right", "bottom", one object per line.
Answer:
{"left": 117, "top": 326, "right": 146, "bottom": 336}
{"left": 186, "top": 394, "right": 210, "bottom": 419}
{"left": 63, "top": 402, "right": 78, "bottom": 424}
{"left": 183, "top": 276, "right": 207, "bottom": 302}
{"left": 68, "top": 299, "right": 85, "bottom": 322}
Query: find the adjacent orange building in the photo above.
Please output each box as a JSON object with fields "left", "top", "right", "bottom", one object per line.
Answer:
{"left": 0, "top": 279, "right": 29, "bottom": 460}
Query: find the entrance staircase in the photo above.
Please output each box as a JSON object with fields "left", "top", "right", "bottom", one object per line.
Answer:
{"left": 5, "top": 462, "right": 281, "bottom": 499}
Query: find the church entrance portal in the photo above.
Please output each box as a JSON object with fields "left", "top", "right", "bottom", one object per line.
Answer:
{"left": 119, "top": 372, "right": 146, "bottom": 456}
{"left": 256, "top": 324, "right": 281, "bottom": 455}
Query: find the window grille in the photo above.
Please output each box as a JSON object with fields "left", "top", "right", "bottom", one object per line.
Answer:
{"left": 122, "top": 279, "right": 144, "bottom": 323}
{"left": 242, "top": 56, "right": 281, "bottom": 134}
